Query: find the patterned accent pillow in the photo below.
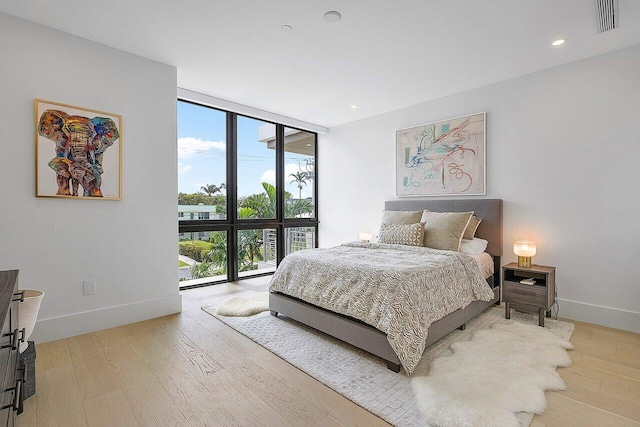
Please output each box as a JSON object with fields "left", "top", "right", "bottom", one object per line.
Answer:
{"left": 378, "top": 223, "right": 424, "bottom": 246}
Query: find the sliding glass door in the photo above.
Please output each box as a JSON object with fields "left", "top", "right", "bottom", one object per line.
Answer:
{"left": 177, "top": 100, "right": 318, "bottom": 288}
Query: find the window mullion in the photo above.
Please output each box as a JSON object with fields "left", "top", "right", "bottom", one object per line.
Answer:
{"left": 275, "top": 125, "right": 286, "bottom": 264}
{"left": 228, "top": 112, "right": 239, "bottom": 281}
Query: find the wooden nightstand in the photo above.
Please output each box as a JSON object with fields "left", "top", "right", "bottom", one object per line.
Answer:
{"left": 502, "top": 262, "right": 555, "bottom": 327}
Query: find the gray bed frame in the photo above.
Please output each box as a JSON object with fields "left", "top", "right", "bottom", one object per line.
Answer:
{"left": 269, "top": 199, "right": 503, "bottom": 373}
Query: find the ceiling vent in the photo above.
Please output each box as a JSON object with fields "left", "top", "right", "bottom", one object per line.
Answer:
{"left": 596, "top": 0, "right": 617, "bottom": 32}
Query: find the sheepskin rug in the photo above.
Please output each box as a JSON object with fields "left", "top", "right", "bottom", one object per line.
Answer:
{"left": 411, "top": 322, "right": 573, "bottom": 427}
{"left": 205, "top": 292, "right": 270, "bottom": 317}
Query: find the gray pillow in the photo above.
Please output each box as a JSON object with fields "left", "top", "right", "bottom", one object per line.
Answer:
{"left": 463, "top": 215, "right": 482, "bottom": 240}
{"left": 378, "top": 223, "right": 424, "bottom": 246}
{"left": 420, "top": 211, "right": 474, "bottom": 251}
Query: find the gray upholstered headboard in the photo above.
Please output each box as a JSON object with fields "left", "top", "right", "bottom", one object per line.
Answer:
{"left": 384, "top": 199, "right": 503, "bottom": 256}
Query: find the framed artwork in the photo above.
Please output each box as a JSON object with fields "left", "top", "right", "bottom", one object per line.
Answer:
{"left": 35, "top": 99, "right": 122, "bottom": 200}
{"left": 396, "top": 112, "right": 485, "bottom": 197}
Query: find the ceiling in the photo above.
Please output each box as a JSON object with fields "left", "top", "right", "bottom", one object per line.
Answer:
{"left": 1, "top": 1, "right": 639, "bottom": 128}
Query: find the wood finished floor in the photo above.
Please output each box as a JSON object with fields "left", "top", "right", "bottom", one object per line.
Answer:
{"left": 19, "top": 277, "right": 640, "bottom": 426}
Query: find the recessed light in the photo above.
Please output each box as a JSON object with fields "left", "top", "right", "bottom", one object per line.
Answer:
{"left": 306, "top": 143, "right": 312, "bottom": 147}
{"left": 324, "top": 11, "right": 342, "bottom": 22}
{"left": 281, "top": 24, "right": 292, "bottom": 31}
{"left": 552, "top": 38, "right": 566, "bottom": 46}
{"left": 351, "top": 104, "right": 358, "bottom": 109}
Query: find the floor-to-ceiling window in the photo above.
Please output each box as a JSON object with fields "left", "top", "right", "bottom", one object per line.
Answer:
{"left": 178, "top": 100, "right": 318, "bottom": 288}
{"left": 283, "top": 127, "right": 316, "bottom": 255}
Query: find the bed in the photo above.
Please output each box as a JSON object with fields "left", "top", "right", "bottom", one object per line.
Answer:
{"left": 269, "top": 199, "right": 503, "bottom": 373}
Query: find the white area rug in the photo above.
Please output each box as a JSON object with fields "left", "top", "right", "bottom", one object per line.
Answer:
{"left": 202, "top": 302, "right": 574, "bottom": 426}
{"left": 412, "top": 322, "right": 573, "bottom": 427}
{"left": 203, "top": 291, "right": 270, "bottom": 317}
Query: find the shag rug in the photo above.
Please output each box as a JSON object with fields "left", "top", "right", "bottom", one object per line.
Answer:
{"left": 204, "top": 292, "right": 270, "bottom": 317}
{"left": 202, "top": 299, "right": 574, "bottom": 427}
{"left": 411, "top": 322, "right": 573, "bottom": 427}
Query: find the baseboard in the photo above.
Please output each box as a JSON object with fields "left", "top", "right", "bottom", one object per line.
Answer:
{"left": 30, "top": 294, "right": 183, "bottom": 343}
{"left": 558, "top": 298, "right": 639, "bottom": 333}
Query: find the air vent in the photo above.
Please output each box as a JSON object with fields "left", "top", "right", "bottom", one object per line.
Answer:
{"left": 596, "top": 0, "right": 617, "bottom": 32}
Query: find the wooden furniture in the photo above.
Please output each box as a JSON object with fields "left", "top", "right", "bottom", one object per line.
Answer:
{"left": 502, "top": 262, "right": 556, "bottom": 327}
{"left": 270, "top": 199, "right": 503, "bottom": 372}
{"left": 18, "top": 341, "right": 36, "bottom": 411}
{"left": 0, "top": 270, "right": 24, "bottom": 426}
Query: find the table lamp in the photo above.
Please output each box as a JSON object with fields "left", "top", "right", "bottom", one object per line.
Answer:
{"left": 513, "top": 239, "right": 536, "bottom": 268}
{"left": 359, "top": 230, "right": 372, "bottom": 242}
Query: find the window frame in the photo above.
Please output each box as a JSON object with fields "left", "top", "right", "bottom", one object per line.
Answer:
{"left": 178, "top": 100, "right": 319, "bottom": 288}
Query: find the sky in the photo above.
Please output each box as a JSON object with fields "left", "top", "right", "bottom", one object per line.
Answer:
{"left": 177, "top": 101, "right": 313, "bottom": 200}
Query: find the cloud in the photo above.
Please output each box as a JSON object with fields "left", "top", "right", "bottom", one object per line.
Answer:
{"left": 178, "top": 162, "right": 192, "bottom": 174}
{"left": 260, "top": 169, "right": 276, "bottom": 184}
{"left": 260, "top": 163, "right": 306, "bottom": 184}
{"left": 178, "top": 137, "right": 225, "bottom": 160}
{"left": 259, "top": 164, "right": 313, "bottom": 198}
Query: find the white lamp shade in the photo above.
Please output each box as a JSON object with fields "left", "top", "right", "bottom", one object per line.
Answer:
{"left": 18, "top": 289, "right": 45, "bottom": 353}
{"left": 359, "top": 230, "right": 373, "bottom": 241}
{"left": 513, "top": 239, "right": 536, "bottom": 257}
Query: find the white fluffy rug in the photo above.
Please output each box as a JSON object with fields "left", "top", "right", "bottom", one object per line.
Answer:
{"left": 204, "top": 292, "right": 270, "bottom": 317}
{"left": 411, "top": 322, "right": 573, "bottom": 427}
{"left": 202, "top": 304, "right": 574, "bottom": 426}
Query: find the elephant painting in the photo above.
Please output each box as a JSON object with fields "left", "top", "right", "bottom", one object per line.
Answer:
{"left": 38, "top": 109, "right": 119, "bottom": 197}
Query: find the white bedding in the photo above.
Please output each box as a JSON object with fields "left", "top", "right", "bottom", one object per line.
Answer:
{"left": 470, "top": 252, "right": 494, "bottom": 279}
{"left": 269, "top": 242, "right": 495, "bottom": 374}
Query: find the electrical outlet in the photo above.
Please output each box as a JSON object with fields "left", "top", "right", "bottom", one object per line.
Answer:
{"left": 83, "top": 279, "right": 96, "bottom": 295}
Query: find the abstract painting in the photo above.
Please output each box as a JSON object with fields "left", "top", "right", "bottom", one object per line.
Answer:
{"left": 35, "top": 100, "right": 122, "bottom": 199}
{"left": 396, "top": 112, "right": 485, "bottom": 196}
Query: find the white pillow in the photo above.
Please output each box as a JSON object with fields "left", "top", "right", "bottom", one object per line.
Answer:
{"left": 459, "top": 238, "right": 488, "bottom": 255}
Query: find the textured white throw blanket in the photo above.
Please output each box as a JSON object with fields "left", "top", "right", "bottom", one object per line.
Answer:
{"left": 269, "top": 242, "right": 494, "bottom": 374}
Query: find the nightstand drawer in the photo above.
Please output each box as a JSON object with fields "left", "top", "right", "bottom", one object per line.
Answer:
{"left": 503, "top": 281, "right": 547, "bottom": 308}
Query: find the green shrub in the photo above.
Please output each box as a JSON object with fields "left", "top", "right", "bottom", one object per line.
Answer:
{"left": 178, "top": 240, "right": 213, "bottom": 262}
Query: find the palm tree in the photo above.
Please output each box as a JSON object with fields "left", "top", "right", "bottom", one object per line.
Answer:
{"left": 238, "top": 207, "right": 258, "bottom": 219}
{"left": 240, "top": 182, "right": 277, "bottom": 218}
{"left": 200, "top": 183, "right": 226, "bottom": 197}
{"left": 289, "top": 171, "right": 309, "bottom": 200}
{"left": 238, "top": 229, "right": 264, "bottom": 271}
{"left": 205, "top": 232, "right": 228, "bottom": 274}
{"left": 239, "top": 182, "right": 314, "bottom": 218}
{"left": 288, "top": 199, "right": 313, "bottom": 217}
{"left": 190, "top": 261, "right": 215, "bottom": 279}
{"left": 241, "top": 193, "right": 272, "bottom": 218}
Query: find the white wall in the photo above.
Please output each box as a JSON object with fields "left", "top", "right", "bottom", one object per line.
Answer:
{"left": 0, "top": 13, "right": 181, "bottom": 342}
{"left": 319, "top": 45, "right": 640, "bottom": 332}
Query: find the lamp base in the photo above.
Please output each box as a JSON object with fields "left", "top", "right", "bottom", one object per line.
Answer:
{"left": 517, "top": 256, "right": 532, "bottom": 268}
